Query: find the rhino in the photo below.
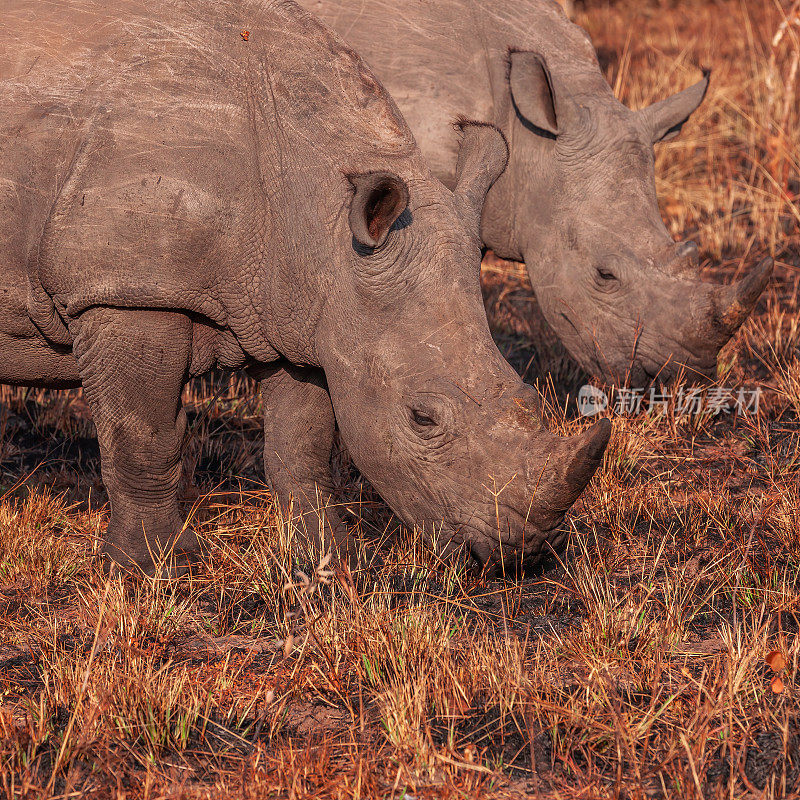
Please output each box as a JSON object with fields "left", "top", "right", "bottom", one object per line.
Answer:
{"left": 303, "top": 0, "right": 773, "bottom": 385}
{"left": 0, "top": 0, "right": 610, "bottom": 574}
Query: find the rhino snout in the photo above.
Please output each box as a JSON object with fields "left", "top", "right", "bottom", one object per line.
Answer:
{"left": 449, "top": 417, "right": 611, "bottom": 571}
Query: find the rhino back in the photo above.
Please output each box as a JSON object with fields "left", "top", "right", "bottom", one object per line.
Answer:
{"left": 0, "top": 0, "right": 418, "bottom": 334}
{"left": 304, "top": 0, "right": 606, "bottom": 184}
{"left": 2, "top": 1, "right": 243, "bottom": 310}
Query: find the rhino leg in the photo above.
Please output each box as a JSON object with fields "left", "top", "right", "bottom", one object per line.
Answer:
{"left": 72, "top": 307, "right": 197, "bottom": 575}
{"left": 260, "top": 363, "right": 355, "bottom": 565}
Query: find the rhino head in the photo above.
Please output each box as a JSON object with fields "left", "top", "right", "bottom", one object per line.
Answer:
{"left": 484, "top": 50, "right": 772, "bottom": 385}
{"left": 316, "top": 124, "right": 611, "bottom": 570}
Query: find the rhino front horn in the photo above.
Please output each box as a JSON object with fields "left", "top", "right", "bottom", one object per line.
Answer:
{"left": 715, "top": 256, "right": 773, "bottom": 338}
{"left": 564, "top": 417, "right": 611, "bottom": 495}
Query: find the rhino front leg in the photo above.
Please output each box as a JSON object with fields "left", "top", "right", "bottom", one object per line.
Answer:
{"left": 260, "top": 363, "right": 355, "bottom": 564}
{"left": 72, "top": 307, "right": 196, "bottom": 575}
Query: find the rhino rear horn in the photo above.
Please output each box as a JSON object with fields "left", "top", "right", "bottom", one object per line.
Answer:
{"left": 453, "top": 121, "right": 509, "bottom": 230}
{"left": 639, "top": 70, "right": 710, "bottom": 143}
{"left": 348, "top": 171, "right": 409, "bottom": 249}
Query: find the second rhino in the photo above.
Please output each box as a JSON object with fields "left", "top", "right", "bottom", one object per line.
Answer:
{"left": 305, "top": 0, "right": 772, "bottom": 385}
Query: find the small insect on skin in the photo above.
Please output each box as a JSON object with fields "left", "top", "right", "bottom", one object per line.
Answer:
{"left": 240, "top": 30, "right": 249, "bottom": 41}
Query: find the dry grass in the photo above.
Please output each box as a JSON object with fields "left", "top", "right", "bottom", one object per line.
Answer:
{"left": 2, "top": 0, "right": 800, "bottom": 797}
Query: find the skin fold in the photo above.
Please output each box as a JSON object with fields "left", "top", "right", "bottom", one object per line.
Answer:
{"left": 303, "top": 0, "right": 773, "bottom": 385}
{"left": 0, "top": 0, "right": 610, "bottom": 575}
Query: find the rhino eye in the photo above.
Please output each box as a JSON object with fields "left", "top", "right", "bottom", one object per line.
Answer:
{"left": 596, "top": 267, "right": 617, "bottom": 282}
{"left": 411, "top": 409, "right": 438, "bottom": 427}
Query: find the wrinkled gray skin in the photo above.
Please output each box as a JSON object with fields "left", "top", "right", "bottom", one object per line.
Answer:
{"left": 0, "top": 0, "right": 610, "bottom": 575}
{"left": 305, "top": 0, "right": 773, "bottom": 385}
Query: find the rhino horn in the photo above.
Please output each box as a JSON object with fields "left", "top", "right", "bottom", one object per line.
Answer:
{"left": 713, "top": 256, "right": 774, "bottom": 338}
{"left": 561, "top": 417, "right": 611, "bottom": 503}
{"left": 688, "top": 257, "right": 773, "bottom": 346}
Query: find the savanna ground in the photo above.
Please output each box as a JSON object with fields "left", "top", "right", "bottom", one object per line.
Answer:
{"left": 2, "top": 0, "right": 800, "bottom": 797}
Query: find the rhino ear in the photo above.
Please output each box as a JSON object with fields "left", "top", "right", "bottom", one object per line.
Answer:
{"left": 508, "top": 50, "right": 560, "bottom": 136}
{"left": 453, "top": 120, "right": 509, "bottom": 229}
{"left": 640, "top": 71, "right": 710, "bottom": 143}
{"left": 348, "top": 171, "right": 409, "bottom": 249}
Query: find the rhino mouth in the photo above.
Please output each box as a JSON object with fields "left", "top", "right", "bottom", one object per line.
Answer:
{"left": 438, "top": 504, "right": 569, "bottom": 574}
{"left": 465, "top": 523, "right": 570, "bottom": 578}
{"left": 632, "top": 348, "right": 720, "bottom": 386}
{"left": 586, "top": 340, "right": 719, "bottom": 388}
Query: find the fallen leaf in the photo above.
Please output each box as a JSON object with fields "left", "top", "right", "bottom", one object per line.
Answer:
{"left": 766, "top": 650, "right": 787, "bottom": 673}
{"left": 771, "top": 675, "right": 784, "bottom": 694}
{"left": 241, "top": 30, "right": 250, "bottom": 41}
